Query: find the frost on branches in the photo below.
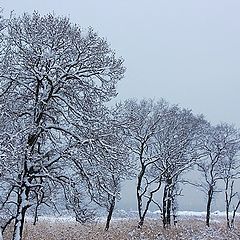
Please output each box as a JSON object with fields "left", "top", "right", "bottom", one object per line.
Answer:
{"left": 115, "top": 99, "right": 207, "bottom": 228}
{"left": 0, "top": 12, "right": 125, "bottom": 240}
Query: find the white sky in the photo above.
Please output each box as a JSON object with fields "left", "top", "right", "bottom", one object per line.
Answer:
{"left": 2, "top": 0, "right": 240, "bottom": 127}
{"left": 1, "top": 0, "right": 240, "bottom": 211}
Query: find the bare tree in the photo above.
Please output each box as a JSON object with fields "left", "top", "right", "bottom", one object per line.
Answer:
{"left": 69, "top": 109, "right": 131, "bottom": 230}
{"left": 217, "top": 125, "right": 240, "bottom": 229}
{"left": 116, "top": 99, "right": 207, "bottom": 228}
{"left": 115, "top": 99, "right": 169, "bottom": 228}
{"left": 0, "top": 10, "right": 11, "bottom": 240}
{"left": 196, "top": 123, "right": 240, "bottom": 227}
{"left": 151, "top": 106, "right": 207, "bottom": 228}
{"left": 0, "top": 12, "right": 124, "bottom": 240}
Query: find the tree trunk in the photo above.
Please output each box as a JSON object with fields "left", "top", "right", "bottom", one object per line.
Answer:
{"left": 172, "top": 197, "right": 177, "bottom": 226}
{"left": 166, "top": 178, "right": 172, "bottom": 226}
{"left": 162, "top": 184, "right": 168, "bottom": 228}
{"left": 230, "top": 200, "right": 240, "bottom": 228}
{"left": 136, "top": 165, "right": 146, "bottom": 225}
{"left": 166, "top": 193, "right": 171, "bottom": 226}
{"left": 137, "top": 197, "right": 152, "bottom": 228}
{"left": 138, "top": 178, "right": 162, "bottom": 228}
{"left": 105, "top": 196, "right": 116, "bottom": 231}
{"left": 225, "top": 193, "right": 230, "bottom": 229}
{"left": 12, "top": 186, "right": 30, "bottom": 240}
{"left": 224, "top": 178, "right": 231, "bottom": 229}
{"left": 206, "top": 187, "right": 213, "bottom": 227}
{"left": 163, "top": 179, "right": 172, "bottom": 228}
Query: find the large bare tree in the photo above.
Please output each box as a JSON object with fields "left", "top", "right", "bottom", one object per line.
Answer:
{"left": 0, "top": 12, "right": 124, "bottom": 240}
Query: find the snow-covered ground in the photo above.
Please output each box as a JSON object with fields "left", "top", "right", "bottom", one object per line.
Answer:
{"left": 18, "top": 210, "right": 240, "bottom": 240}
{"left": 0, "top": 210, "right": 236, "bottom": 240}
{"left": 31, "top": 209, "right": 240, "bottom": 223}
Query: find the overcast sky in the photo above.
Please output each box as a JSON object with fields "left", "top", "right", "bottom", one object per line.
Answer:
{"left": 1, "top": 0, "right": 240, "bottom": 211}
{"left": 2, "top": 0, "right": 240, "bottom": 127}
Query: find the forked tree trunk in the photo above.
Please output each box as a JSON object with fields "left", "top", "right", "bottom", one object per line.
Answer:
{"left": 224, "top": 180, "right": 240, "bottom": 229}
{"left": 137, "top": 192, "right": 153, "bottom": 228}
{"left": 138, "top": 178, "right": 162, "bottom": 228}
{"left": 105, "top": 196, "right": 116, "bottom": 231}
{"left": 12, "top": 186, "right": 30, "bottom": 240}
{"left": 163, "top": 179, "right": 172, "bottom": 228}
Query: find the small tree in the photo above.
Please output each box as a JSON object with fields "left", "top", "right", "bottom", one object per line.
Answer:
{"left": 116, "top": 99, "right": 168, "bottom": 228}
{"left": 70, "top": 109, "right": 131, "bottom": 230}
{"left": 151, "top": 106, "right": 207, "bottom": 228}
{"left": 196, "top": 123, "right": 239, "bottom": 227}
{"left": 217, "top": 125, "right": 240, "bottom": 229}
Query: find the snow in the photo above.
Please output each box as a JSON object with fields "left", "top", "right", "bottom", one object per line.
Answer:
{"left": 3, "top": 210, "right": 235, "bottom": 240}
{"left": 33, "top": 209, "right": 239, "bottom": 222}
{"left": 21, "top": 210, "right": 240, "bottom": 240}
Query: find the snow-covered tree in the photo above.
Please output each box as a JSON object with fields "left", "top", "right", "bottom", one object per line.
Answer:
{"left": 0, "top": 10, "right": 10, "bottom": 240}
{"left": 217, "top": 124, "right": 240, "bottom": 229}
{"left": 196, "top": 123, "right": 240, "bottom": 227}
{"left": 115, "top": 98, "right": 207, "bottom": 228}
{"left": 115, "top": 99, "right": 171, "bottom": 228}
{"left": 116, "top": 99, "right": 207, "bottom": 228}
{"left": 150, "top": 105, "right": 207, "bottom": 228}
{"left": 0, "top": 12, "right": 124, "bottom": 240}
{"left": 68, "top": 108, "right": 132, "bottom": 230}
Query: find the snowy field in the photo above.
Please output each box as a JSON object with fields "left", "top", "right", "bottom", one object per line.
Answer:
{"left": 2, "top": 210, "right": 240, "bottom": 239}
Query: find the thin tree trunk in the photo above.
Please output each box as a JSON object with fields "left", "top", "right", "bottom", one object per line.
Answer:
{"left": 162, "top": 184, "right": 168, "bottom": 228}
{"left": 224, "top": 178, "right": 231, "bottom": 229}
{"left": 225, "top": 192, "right": 230, "bottom": 229}
{"left": 136, "top": 164, "right": 146, "bottom": 224}
{"left": 172, "top": 197, "right": 177, "bottom": 226}
{"left": 206, "top": 187, "right": 213, "bottom": 227}
{"left": 166, "top": 194, "right": 171, "bottom": 226}
{"left": 138, "top": 179, "right": 161, "bottom": 228}
{"left": 105, "top": 196, "right": 116, "bottom": 231}
{"left": 137, "top": 194, "right": 152, "bottom": 228}
{"left": 12, "top": 186, "right": 30, "bottom": 240}
{"left": 231, "top": 200, "right": 240, "bottom": 228}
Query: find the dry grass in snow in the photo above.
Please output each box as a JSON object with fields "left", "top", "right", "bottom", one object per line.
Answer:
{"left": 3, "top": 217, "right": 240, "bottom": 239}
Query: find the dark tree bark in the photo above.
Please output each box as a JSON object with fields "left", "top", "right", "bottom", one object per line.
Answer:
{"left": 136, "top": 162, "right": 146, "bottom": 227}
{"left": 206, "top": 186, "right": 213, "bottom": 227}
{"left": 163, "top": 178, "right": 172, "bottom": 228}
{"left": 231, "top": 200, "right": 240, "bottom": 228}
{"left": 137, "top": 178, "right": 161, "bottom": 228}
{"left": 12, "top": 186, "right": 30, "bottom": 240}
{"left": 225, "top": 178, "right": 231, "bottom": 229}
{"left": 162, "top": 184, "right": 167, "bottom": 228}
{"left": 166, "top": 193, "right": 171, "bottom": 226}
{"left": 105, "top": 196, "right": 116, "bottom": 231}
